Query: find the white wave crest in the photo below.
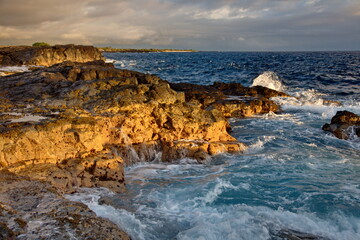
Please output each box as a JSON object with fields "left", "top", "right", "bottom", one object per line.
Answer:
{"left": 197, "top": 179, "right": 237, "bottom": 205}
{"left": 105, "top": 59, "right": 137, "bottom": 68}
{"left": 246, "top": 136, "right": 276, "bottom": 153}
{"left": 251, "top": 71, "right": 285, "bottom": 91}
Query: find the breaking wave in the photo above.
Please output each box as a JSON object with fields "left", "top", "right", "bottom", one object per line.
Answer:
{"left": 251, "top": 71, "right": 285, "bottom": 92}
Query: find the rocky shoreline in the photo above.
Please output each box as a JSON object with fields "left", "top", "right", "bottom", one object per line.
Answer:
{"left": 0, "top": 45, "right": 357, "bottom": 239}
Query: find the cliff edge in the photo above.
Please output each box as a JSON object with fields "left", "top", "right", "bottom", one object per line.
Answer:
{"left": 0, "top": 44, "right": 104, "bottom": 67}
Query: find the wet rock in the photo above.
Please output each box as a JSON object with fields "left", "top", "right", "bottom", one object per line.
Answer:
{"left": 322, "top": 111, "right": 360, "bottom": 140}
{"left": 170, "top": 81, "right": 287, "bottom": 118}
{"left": 0, "top": 170, "right": 130, "bottom": 240}
{"left": 272, "top": 228, "right": 330, "bottom": 240}
{"left": 0, "top": 44, "right": 104, "bottom": 67}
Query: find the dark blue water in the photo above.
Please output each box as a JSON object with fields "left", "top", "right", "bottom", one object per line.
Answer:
{"left": 68, "top": 52, "right": 360, "bottom": 240}
{"left": 105, "top": 51, "right": 360, "bottom": 100}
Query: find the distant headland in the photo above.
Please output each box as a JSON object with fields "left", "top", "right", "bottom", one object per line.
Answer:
{"left": 97, "top": 46, "right": 197, "bottom": 53}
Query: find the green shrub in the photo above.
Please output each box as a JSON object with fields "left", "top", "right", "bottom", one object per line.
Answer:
{"left": 32, "top": 42, "right": 50, "bottom": 47}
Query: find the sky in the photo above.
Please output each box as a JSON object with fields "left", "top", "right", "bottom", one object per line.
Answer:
{"left": 0, "top": 0, "right": 359, "bottom": 51}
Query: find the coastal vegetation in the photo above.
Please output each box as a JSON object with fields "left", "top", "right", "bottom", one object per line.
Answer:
{"left": 32, "top": 42, "right": 50, "bottom": 47}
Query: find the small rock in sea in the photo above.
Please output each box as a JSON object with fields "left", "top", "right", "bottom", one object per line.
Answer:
{"left": 322, "top": 110, "right": 360, "bottom": 140}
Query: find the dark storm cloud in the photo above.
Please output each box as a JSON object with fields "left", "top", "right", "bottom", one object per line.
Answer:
{"left": 0, "top": 0, "right": 359, "bottom": 50}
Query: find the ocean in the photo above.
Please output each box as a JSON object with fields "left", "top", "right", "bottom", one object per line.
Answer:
{"left": 67, "top": 51, "right": 360, "bottom": 240}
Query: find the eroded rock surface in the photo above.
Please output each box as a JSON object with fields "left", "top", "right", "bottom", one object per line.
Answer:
{"left": 170, "top": 81, "right": 288, "bottom": 118}
{"left": 0, "top": 170, "right": 130, "bottom": 240}
{"left": 0, "top": 60, "right": 253, "bottom": 192}
{"left": 322, "top": 111, "right": 360, "bottom": 140}
{"left": 0, "top": 45, "right": 104, "bottom": 67}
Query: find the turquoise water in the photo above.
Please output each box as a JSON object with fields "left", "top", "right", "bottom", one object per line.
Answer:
{"left": 67, "top": 52, "right": 360, "bottom": 240}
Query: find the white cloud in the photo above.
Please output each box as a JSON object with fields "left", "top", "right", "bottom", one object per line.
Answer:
{"left": 192, "top": 6, "right": 254, "bottom": 20}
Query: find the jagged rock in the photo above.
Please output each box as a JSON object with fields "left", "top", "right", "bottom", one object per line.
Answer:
{"left": 0, "top": 60, "right": 250, "bottom": 192}
{"left": 0, "top": 45, "right": 104, "bottom": 67}
{"left": 170, "top": 81, "right": 287, "bottom": 118}
{"left": 0, "top": 170, "right": 130, "bottom": 240}
{"left": 322, "top": 111, "right": 360, "bottom": 140}
{"left": 16, "top": 152, "right": 125, "bottom": 194}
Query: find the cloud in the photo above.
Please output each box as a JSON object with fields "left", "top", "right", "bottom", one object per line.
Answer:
{"left": 192, "top": 6, "right": 253, "bottom": 20}
{"left": 0, "top": 0, "right": 359, "bottom": 50}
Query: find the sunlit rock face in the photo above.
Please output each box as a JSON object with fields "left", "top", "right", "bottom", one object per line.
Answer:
{"left": 0, "top": 44, "right": 104, "bottom": 67}
{"left": 0, "top": 60, "right": 257, "bottom": 192}
{"left": 322, "top": 111, "right": 360, "bottom": 140}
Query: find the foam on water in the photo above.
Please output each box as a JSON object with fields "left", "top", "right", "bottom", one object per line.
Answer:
{"left": 67, "top": 176, "right": 360, "bottom": 240}
{"left": 196, "top": 179, "right": 238, "bottom": 205}
{"left": 246, "top": 136, "right": 276, "bottom": 153}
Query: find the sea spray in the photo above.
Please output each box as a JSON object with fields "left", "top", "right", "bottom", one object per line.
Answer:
{"left": 251, "top": 71, "right": 285, "bottom": 91}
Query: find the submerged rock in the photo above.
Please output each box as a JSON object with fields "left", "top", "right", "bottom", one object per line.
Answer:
{"left": 322, "top": 111, "right": 360, "bottom": 140}
{"left": 0, "top": 44, "right": 104, "bottom": 67}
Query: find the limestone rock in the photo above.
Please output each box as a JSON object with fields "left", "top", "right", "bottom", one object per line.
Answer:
{"left": 322, "top": 111, "right": 360, "bottom": 140}
{"left": 0, "top": 45, "right": 104, "bottom": 67}
{"left": 16, "top": 152, "right": 126, "bottom": 194}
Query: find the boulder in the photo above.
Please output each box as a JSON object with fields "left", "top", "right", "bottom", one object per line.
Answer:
{"left": 322, "top": 111, "right": 360, "bottom": 140}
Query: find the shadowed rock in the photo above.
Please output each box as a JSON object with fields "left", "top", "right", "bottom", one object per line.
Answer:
{"left": 170, "top": 81, "right": 288, "bottom": 118}
{"left": 271, "top": 228, "right": 330, "bottom": 240}
{"left": 0, "top": 170, "right": 130, "bottom": 240}
{"left": 322, "top": 111, "right": 360, "bottom": 140}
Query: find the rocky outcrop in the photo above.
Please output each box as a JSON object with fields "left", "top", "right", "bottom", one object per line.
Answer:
{"left": 0, "top": 170, "right": 130, "bottom": 240}
{"left": 0, "top": 60, "right": 252, "bottom": 193}
{"left": 0, "top": 60, "right": 288, "bottom": 193}
{"left": 0, "top": 45, "right": 104, "bottom": 67}
{"left": 170, "top": 81, "right": 288, "bottom": 118}
{"left": 322, "top": 111, "right": 360, "bottom": 140}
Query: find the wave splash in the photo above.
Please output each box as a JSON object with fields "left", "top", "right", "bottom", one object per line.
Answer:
{"left": 250, "top": 72, "right": 360, "bottom": 118}
{"left": 251, "top": 71, "right": 285, "bottom": 92}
